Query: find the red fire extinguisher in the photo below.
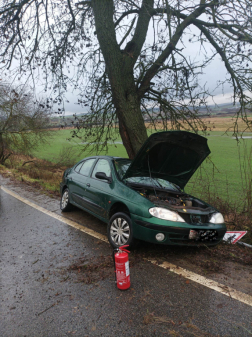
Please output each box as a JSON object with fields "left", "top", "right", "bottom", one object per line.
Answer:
{"left": 113, "top": 245, "right": 130, "bottom": 290}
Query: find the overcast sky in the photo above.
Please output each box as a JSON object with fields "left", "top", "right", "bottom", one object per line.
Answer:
{"left": 1, "top": 7, "right": 239, "bottom": 116}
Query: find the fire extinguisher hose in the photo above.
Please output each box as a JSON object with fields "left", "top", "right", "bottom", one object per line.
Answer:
{"left": 112, "top": 248, "right": 118, "bottom": 283}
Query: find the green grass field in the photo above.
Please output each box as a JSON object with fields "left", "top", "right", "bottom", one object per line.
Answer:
{"left": 32, "top": 128, "right": 252, "bottom": 204}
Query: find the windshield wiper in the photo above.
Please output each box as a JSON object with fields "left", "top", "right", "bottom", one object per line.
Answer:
{"left": 152, "top": 178, "right": 163, "bottom": 188}
{"left": 170, "top": 182, "right": 182, "bottom": 191}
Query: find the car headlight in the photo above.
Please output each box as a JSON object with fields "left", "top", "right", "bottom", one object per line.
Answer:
{"left": 209, "top": 212, "right": 224, "bottom": 224}
{"left": 149, "top": 207, "right": 185, "bottom": 222}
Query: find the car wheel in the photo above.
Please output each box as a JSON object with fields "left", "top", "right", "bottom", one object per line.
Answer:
{"left": 108, "top": 212, "right": 134, "bottom": 248}
{"left": 60, "top": 188, "right": 72, "bottom": 212}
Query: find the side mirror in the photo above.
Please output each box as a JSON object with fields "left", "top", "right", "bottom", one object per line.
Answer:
{"left": 95, "top": 172, "right": 112, "bottom": 183}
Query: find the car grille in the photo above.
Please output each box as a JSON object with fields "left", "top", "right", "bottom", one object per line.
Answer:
{"left": 179, "top": 213, "right": 209, "bottom": 224}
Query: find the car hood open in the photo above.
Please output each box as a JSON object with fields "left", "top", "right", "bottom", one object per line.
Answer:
{"left": 123, "top": 131, "right": 210, "bottom": 189}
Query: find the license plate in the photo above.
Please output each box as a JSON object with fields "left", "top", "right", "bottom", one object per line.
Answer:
{"left": 189, "top": 230, "right": 199, "bottom": 240}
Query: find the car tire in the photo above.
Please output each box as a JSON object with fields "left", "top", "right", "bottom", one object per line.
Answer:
{"left": 108, "top": 212, "right": 134, "bottom": 249}
{"left": 60, "top": 188, "right": 72, "bottom": 212}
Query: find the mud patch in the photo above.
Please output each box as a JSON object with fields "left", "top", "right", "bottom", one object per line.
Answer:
{"left": 194, "top": 259, "right": 222, "bottom": 272}
{"left": 143, "top": 241, "right": 252, "bottom": 269}
{"left": 67, "top": 253, "right": 142, "bottom": 285}
{"left": 68, "top": 255, "right": 114, "bottom": 284}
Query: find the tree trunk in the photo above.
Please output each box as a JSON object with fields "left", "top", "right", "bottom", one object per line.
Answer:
{"left": 92, "top": 0, "right": 148, "bottom": 159}
{"left": 109, "top": 68, "right": 148, "bottom": 158}
{"left": 115, "top": 90, "right": 148, "bottom": 159}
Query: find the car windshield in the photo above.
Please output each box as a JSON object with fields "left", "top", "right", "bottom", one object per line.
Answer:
{"left": 114, "top": 159, "right": 132, "bottom": 180}
{"left": 114, "top": 159, "right": 181, "bottom": 192}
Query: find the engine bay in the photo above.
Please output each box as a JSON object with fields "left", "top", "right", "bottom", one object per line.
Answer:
{"left": 129, "top": 183, "right": 210, "bottom": 212}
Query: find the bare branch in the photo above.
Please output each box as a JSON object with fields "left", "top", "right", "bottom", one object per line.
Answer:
{"left": 137, "top": 0, "right": 214, "bottom": 98}
{"left": 124, "top": 0, "right": 154, "bottom": 63}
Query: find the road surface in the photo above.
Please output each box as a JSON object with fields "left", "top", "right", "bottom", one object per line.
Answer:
{"left": 0, "top": 180, "right": 252, "bottom": 336}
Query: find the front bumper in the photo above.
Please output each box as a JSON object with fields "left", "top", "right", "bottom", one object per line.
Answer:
{"left": 131, "top": 214, "right": 226, "bottom": 246}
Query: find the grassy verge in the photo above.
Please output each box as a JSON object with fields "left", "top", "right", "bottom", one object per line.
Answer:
{"left": 0, "top": 154, "right": 65, "bottom": 198}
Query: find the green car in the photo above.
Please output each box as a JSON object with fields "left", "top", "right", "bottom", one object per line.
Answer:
{"left": 60, "top": 131, "right": 226, "bottom": 248}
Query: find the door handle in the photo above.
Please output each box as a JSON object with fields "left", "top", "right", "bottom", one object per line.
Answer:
{"left": 86, "top": 183, "right": 90, "bottom": 187}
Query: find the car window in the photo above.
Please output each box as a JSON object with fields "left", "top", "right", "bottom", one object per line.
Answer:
{"left": 92, "top": 159, "right": 111, "bottom": 179}
{"left": 79, "top": 158, "right": 96, "bottom": 176}
{"left": 74, "top": 161, "right": 84, "bottom": 173}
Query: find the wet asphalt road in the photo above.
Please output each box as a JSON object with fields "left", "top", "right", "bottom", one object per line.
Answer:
{"left": 0, "top": 187, "right": 252, "bottom": 336}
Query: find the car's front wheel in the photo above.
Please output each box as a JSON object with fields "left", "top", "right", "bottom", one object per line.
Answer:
{"left": 60, "top": 188, "right": 72, "bottom": 212}
{"left": 108, "top": 212, "right": 134, "bottom": 248}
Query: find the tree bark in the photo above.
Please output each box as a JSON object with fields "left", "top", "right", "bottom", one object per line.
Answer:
{"left": 92, "top": 0, "right": 148, "bottom": 159}
{"left": 116, "top": 88, "right": 148, "bottom": 159}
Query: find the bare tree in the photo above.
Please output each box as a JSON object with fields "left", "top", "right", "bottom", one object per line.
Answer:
{"left": 0, "top": 0, "right": 251, "bottom": 158}
{"left": 0, "top": 83, "right": 51, "bottom": 164}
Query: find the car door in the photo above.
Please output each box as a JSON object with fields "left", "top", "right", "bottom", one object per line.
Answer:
{"left": 85, "top": 158, "right": 113, "bottom": 218}
{"left": 67, "top": 160, "right": 84, "bottom": 202}
{"left": 70, "top": 158, "right": 96, "bottom": 210}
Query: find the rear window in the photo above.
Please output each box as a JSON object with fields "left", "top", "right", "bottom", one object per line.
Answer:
{"left": 74, "top": 161, "right": 84, "bottom": 172}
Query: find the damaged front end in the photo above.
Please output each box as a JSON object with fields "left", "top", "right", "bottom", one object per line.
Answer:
{"left": 128, "top": 181, "right": 224, "bottom": 244}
